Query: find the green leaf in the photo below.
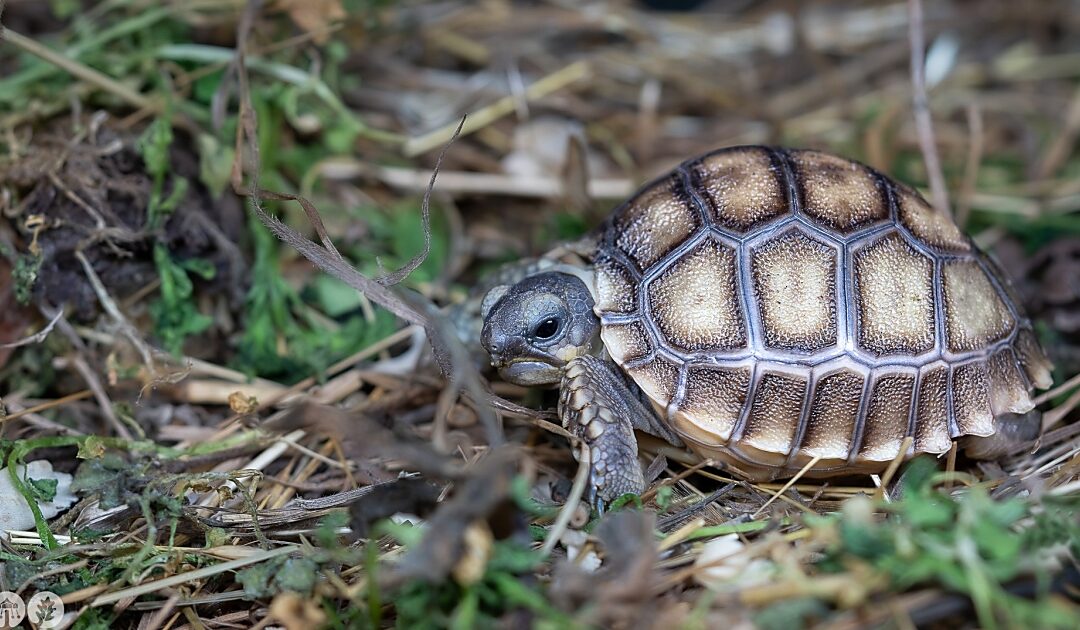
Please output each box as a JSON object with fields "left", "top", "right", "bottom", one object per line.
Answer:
{"left": 138, "top": 116, "right": 173, "bottom": 180}
{"left": 179, "top": 256, "right": 217, "bottom": 280}
{"left": 897, "top": 493, "right": 954, "bottom": 528}
{"left": 158, "top": 176, "right": 190, "bottom": 215}
{"left": 237, "top": 562, "right": 275, "bottom": 599}
{"left": 27, "top": 476, "right": 58, "bottom": 502}
{"left": 449, "top": 587, "right": 479, "bottom": 630}
{"left": 274, "top": 557, "right": 319, "bottom": 594}
{"left": 13, "top": 252, "right": 42, "bottom": 304}
{"left": 235, "top": 214, "right": 400, "bottom": 381}
{"left": 204, "top": 528, "right": 230, "bottom": 548}
{"left": 138, "top": 116, "right": 176, "bottom": 229}
{"left": 488, "top": 572, "right": 562, "bottom": 618}
{"left": 487, "top": 541, "right": 541, "bottom": 574}
{"left": 71, "top": 456, "right": 126, "bottom": 510}
{"left": 655, "top": 485, "right": 674, "bottom": 510}
{"left": 312, "top": 275, "right": 364, "bottom": 317}
{"left": 897, "top": 455, "right": 939, "bottom": 500}
{"left": 754, "top": 597, "right": 830, "bottom": 630}
{"left": 839, "top": 519, "right": 892, "bottom": 559}
{"left": 150, "top": 243, "right": 214, "bottom": 355}
{"left": 196, "top": 133, "right": 235, "bottom": 196}
{"left": 49, "top": 0, "right": 79, "bottom": 18}
{"left": 608, "top": 492, "right": 643, "bottom": 511}
{"left": 76, "top": 436, "right": 107, "bottom": 459}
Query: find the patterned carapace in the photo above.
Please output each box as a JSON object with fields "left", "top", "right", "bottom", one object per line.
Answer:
{"left": 592, "top": 146, "right": 1053, "bottom": 477}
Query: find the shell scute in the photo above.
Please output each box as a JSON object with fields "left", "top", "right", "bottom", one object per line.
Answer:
{"left": 1014, "top": 328, "right": 1054, "bottom": 389}
{"left": 798, "top": 368, "right": 865, "bottom": 461}
{"left": 690, "top": 147, "right": 789, "bottom": 233}
{"left": 914, "top": 365, "right": 952, "bottom": 453}
{"left": 613, "top": 173, "right": 699, "bottom": 271}
{"left": 594, "top": 251, "right": 637, "bottom": 314}
{"left": 952, "top": 361, "right": 995, "bottom": 437}
{"left": 854, "top": 233, "right": 936, "bottom": 356}
{"left": 751, "top": 229, "right": 838, "bottom": 353}
{"left": 672, "top": 365, "right": 752, "bottom": 444}
{"left": 789, "top": 149, "right": 890, "bottom": 233}
{"left": 741, "top": 370, "right": 807, "bottom": 464}
{"left": 860, "top": 372, "right": 916, "bottom": 461}
{"left": 647, "top": 238, "right": 746, "bottom": 352}
{"left": 602, "top": 321, "right": 652, "bottom": 365}
{"left": 987, "top": 348, "right": 1034, "bottom": 415}
{"left": 942, "top": 259, "right": 1015, "bottom": 353}
{"left": 893, "top": 182, "right": 972, "bottom": 253}
{"left": 625, "top": 356, "right": 680, "bottom": 410}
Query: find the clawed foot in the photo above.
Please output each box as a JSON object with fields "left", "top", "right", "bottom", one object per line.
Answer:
{"left": 571, "top": 430, "right": 646, "bottom": 511}
{"left": 560, "top": 356, "right": 647, "bottom": 508}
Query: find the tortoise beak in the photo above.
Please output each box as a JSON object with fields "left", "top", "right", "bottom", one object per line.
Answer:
{"left": 481, "top": 327, "right": 566, "bottom": 386}
{"left": 489, "top": 342, "right": 565, "bottom": 370}
{"left": 499, "top": 360, "right": 563, "bottom": 385}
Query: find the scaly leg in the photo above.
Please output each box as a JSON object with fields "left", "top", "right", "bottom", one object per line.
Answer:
{"left": 558, "top": 354, "right": 682, "bottom": 506}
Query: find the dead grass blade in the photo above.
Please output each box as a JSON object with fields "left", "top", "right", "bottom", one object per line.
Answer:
{"left": 908, "top": 0, "right": 951, "bottom": 218}
{"left": 377, "top": 115, "right": 466, "bottom": 286}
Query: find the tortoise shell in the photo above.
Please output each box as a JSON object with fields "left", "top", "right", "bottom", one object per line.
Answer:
{"left": 592, "top": 146, "right": 1053, "bottom": 479}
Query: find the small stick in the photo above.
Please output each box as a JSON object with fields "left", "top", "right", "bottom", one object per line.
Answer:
{"left": 90, "top": 546, "right": 296, "bottom": 607}
{"left": 876, "top": 436, "right": 915, "bottom": 501}
{"left": 640, "top": 458, "right": 716, "bottom": 504}
{"left": 139, "top": 591, "right": 181, "bottom": 630}
{"left": 0, "top": 390, "right": 93, "bottom": 424}
{"left": 402, "top": 60, "right": 590, "bottom": 157}
{"left": 955, "top": 103, "right": 984, "bottom": 228}
{"left": 1042, "top": 386, "right": 1080, "bottom": 432}
{"left": 0, "top": 309, "right": 64, "bottom": 349}
{"left": 74, "top": 354, "right": 133, "bottom": 441}
{"left": 277, "top": 433, "right": 349, "bottom": 470}
{"left": 257, "top": 326, "right": 418, "bottom": 412}
{"left": 52, "top": 313, "right": 136, "bottom": 441}
{"left": 1034, "top": 84, "right": 1080, "bottom": 180}
{"left": 310, "top": 160, "right": 636, "bottom": 200}
{"left": 944, "top": 440, "right": 958, "bottom": 490}
{"left": 0, "top": 309, "right": 64, "bottom": 352}
{"left": 751, "top": 455, "right": 822, "bottom": 518}
{"left": 46, "top": 171, "right": 107, "bottom": 229}
{"left": 74, "top": 250, "right": 156, "bottom": 372}
{"left": 657, "top": 517, "right": 706, "bottom": 553}
{"left": 541, "top": 442, "right": 591, "bottom": 557}
{"left": 908, "top": 0, "right": 951, "bottom": 218}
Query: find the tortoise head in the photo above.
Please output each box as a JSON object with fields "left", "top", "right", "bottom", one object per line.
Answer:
{"left": 480, "top": 271, "right": 599, "bottom": 386}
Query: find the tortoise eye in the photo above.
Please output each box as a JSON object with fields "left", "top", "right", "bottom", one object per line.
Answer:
{"left": 532, "top": 317, "right": 561, "bottom": 340}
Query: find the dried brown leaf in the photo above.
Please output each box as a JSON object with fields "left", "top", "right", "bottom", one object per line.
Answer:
{"left": 273, "top": 0, "right": 344, "bottom": 44}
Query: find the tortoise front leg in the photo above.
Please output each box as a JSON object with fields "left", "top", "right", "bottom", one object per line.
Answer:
{"left": 558, "top": 354, "right": 682, "bottom": 505}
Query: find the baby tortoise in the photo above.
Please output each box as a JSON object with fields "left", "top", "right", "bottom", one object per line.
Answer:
{"left": 480, "top": 146, "right": 1053, "bottom": 503}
